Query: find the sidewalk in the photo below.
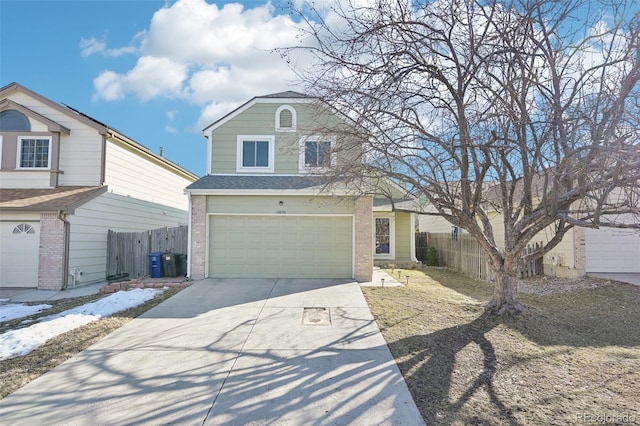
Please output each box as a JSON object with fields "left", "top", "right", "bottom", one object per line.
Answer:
{"left": 0, "top": 282, "right": 104, "bottom": 303}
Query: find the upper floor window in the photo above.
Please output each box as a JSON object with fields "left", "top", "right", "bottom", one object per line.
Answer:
{"left": 0, "top": 109, "right": 30, "bottom": 132}
{"left": 17, "top": 136, "right": 51, "bottom": 169}
{"left": 275, "top": 105, "right": 296, "bottom": 132}
{"left": 237, "top": 135, "right": 275, "bottom": 173}
{"left": 299, "top": 136, "right": 335, "bottom": 172}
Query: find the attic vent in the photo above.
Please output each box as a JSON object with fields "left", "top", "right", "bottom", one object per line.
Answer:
{"left": 279, "top": 109, "right": 293, "bottom": 128}
{"left": 0, "top": 109, "right": 30, "bottom": 132}
{"left": 276, "top": 105, "right": 296, "bottom": 131}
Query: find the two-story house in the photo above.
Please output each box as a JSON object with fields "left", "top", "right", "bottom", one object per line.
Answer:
{"left": 0, "top": 82, "right": 198, "bottom": 290}
{"left": 186, "top": 92, "right": 418, "bottom": 282}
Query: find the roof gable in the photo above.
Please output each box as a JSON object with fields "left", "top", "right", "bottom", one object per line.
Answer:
{"left": 202, "top": 92, "right": 314, "bottom": 134}
{"left": 0, "top": 99, "right": 71, "bottom": 134}
{"left": 0, "top": 82, "right": 108, "bottom": 134}
{"left": 0, "top": 82, "right": 197, "bottom": 181}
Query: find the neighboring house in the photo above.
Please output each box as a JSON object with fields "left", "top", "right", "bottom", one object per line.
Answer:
{"left": 418, "top": 188, "right": 640, "bottom": 278}
{"left": 186, "top": 92, "right": 417, "bottom": 282}
{"left": 0, "top": 82, "right": 198, "bottom": 290}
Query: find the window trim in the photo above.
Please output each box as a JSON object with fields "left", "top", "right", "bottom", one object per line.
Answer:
{"left": 16, "top": 136, "right": 52, "bottom": 170}
{"left": 275, "top": 105, "right": 297, "bottom": 132}
{"left": 298, "top": 135, "right": 336, "bottom": 173}
{"left": 236, "top": 135, "right": 275, "bottom": 173}
{"left": 374, "top": 215, "right": 395, "bottom": 259}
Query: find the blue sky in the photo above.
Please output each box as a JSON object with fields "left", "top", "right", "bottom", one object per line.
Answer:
{"left": 1, "top": 0, "right": 305, "bottom": 176}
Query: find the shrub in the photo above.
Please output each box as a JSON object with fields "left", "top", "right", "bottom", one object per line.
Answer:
{"left": 426, "top": 246, "right": 439, "bottom": 266}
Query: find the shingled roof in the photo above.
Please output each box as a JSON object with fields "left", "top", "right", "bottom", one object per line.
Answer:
{"left": 186, "top": 175, "right": 328, "bottom": 191}
{"left": 0, "top": 186, "right": 107, "bottom": 212}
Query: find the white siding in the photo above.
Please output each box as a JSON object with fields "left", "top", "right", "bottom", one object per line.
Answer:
{"left": 585, "top": 214, "right": 640, "bottom": 273}
{"left": 67, "top": 192, "right": 189, "bottom": 286}
{"left": 57, "top": 128, "right": 103, "bottom": 186}
{"left": 7, "top": 91, "right": 103, "bottom": 186}
{"left": 418, "top": 214, "right": 456, "bottom": 234}
{"left": 0, "top": 171, "right": 51, "bottom": 188}
{"left": 104, "top": 140, "right": 192, "bottom": 210}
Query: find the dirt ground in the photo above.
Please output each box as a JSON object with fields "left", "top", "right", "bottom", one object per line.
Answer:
{"left": 362, "top": 268, "right": 640, "bottom": 426}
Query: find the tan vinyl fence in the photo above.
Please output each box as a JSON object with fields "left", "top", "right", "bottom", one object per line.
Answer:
{"left": 416, "top": 232, "right": 543, "bottom": 281}
{"left": 106, "top": 225, "right": 188, "bottom": 278}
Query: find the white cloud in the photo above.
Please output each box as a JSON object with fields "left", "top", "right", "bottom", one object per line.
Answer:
{"left": 93, "top": 57, "right": 187, "bottom": 102}
{"left": 93, "top": 71, "right": 124, "bottom": 101}
{"left": 89, "top": 0, "right": 307, "bottom": 125}
{"left": 80, "top": 36, "right": 106, "bottom": 57}
{"left": 80, "top": 33, "right": 141, "bottom": 58}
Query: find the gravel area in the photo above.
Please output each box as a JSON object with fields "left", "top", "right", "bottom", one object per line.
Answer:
{"left": 517, "top": 274, "right": 616, "bottom": 295}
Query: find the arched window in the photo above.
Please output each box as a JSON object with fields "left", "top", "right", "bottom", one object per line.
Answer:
{"left": 0, "top": 110, "right": 31, "bottom": 132}
{"left": 275, "top": 105, "right": 296, "bottom": 131}
{"left": 13, "top": 223, "right": 36, "bottom": 234}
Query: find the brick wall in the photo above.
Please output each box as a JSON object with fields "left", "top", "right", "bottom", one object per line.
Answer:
{"left": 38, "top": 213, "right": 66, "bottom": 290}
{"left": 573, "top": 227, "right": 587, "bottom": 277}
{"left": 354, "top": 196, "right": 373, "bottom": 282}
{"left": 189, "top": 195, "right": 207, "bottom": 280}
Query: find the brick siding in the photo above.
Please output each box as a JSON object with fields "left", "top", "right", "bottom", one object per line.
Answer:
{"left": 189, "top": 195, "right": 207, "bottom": 280}
{"left": 574, "top": 227, "right": 586, "bottom": 277}
{"left": 37, "top": 213, "right": 66, "bottom": 290}
{"left": 354, "top": 196, "right": 373, "bottom": 281}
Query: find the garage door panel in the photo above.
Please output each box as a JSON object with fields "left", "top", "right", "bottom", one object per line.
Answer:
{"left": 209, "top": 215, "right": 353, "bottom": 278}
{"left": 586, "top": 227, "right": 640, "bottom": 273}
{"left": 0, "top": 222, "right": 40, "bottom": 287}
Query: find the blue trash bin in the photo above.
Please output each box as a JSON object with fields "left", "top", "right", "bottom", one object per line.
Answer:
{"left": 149, "top": 252, "right": 164, "bottom": 278}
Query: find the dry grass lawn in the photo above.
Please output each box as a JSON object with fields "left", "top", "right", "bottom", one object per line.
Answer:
{"left": 0, "top": 287, "right": 185, "bottom": 399}
{"left": 362, "top": 268, "right": 640, "bottom": 426}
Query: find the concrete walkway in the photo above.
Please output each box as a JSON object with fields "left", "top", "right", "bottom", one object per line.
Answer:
{"left": 0, "top": 281, "right": 104, "bottom": 303}
{"left": 0, "top": 278, "right": 424, "bottom": 425}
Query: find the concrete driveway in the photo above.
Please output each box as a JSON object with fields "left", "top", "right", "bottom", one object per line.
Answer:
{"left": 587, "top": 273, "right": 640, "bottom": 286}
{"left": 0, "top": 278, "right": 424, "bottom": 425}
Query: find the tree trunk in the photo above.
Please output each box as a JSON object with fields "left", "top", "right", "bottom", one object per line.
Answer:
{"left": 486, "top": 254, "right": 524, "bottom": 315}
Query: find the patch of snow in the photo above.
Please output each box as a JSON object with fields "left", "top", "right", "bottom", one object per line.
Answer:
{"left": 0, "top": 288, "right": 161, "bottom": 360}
{"left": 1, "top": 304, "right": 53, "bottom": 323}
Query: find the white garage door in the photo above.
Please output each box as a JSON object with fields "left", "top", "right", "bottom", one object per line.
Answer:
{"left": 586, "top": 227, "right": 640, "bottom": 273}
{"left": 209, "top": 215, "right": 353, "bottom": 278}
{"left": 0, "top": 222, "right": 40, "bottom": 287}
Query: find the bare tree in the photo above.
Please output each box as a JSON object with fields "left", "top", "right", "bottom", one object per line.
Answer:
{"left": 286, "top": 0, "right": 640, "bottom": 313}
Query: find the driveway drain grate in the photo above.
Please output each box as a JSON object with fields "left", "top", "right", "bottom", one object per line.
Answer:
{"left": 302, "top": 307, "right": 331, "bottom": 325}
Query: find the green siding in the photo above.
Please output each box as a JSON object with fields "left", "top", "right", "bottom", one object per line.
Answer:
{"left": 394, "top": 212, "right": 413, "bottom": 260}
{"left": 210, "top": 102, "right": 362, "bottom": 174}
{"left": 206, "top": 195, "right": 355, "bottom": 215}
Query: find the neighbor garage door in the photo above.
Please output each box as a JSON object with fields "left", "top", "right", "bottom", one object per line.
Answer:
{"left": 0, "top": 222, "right": 40, "bottom": 287}
{"left": 585, "top": 227, "right": 640, "bottom": 273}
{"left": 209, "top": 215, "right": 353, "bottom": 278}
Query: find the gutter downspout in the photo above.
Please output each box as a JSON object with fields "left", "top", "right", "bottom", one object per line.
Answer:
{"left": 58, "top": 210, "right": 71, "bottom": 291}
{"left": 410, "top": 213, "right": 418, "bottom": 262}
{"left": 186, "top": 192, "right": 192, "bottom": 279}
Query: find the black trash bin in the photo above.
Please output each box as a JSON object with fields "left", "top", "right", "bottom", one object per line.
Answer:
{"left": 175, "top": 254, "right": 187, "bottom": 277}
{"left": 162, "top": 253, "right": 176, "bottom": 277}
{"left": 149, "top": 252, "right": 163, "bottom": 278}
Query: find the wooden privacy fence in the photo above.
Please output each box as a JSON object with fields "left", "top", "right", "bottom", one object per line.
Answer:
{"left": 416, "top": 232, "right": 544, "bottom": 281}
{"left": 415, "top": 232, "right": 430, "bottom": 263}
{"left": 106, "top": 225, "right": 188, "bottom": 278}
